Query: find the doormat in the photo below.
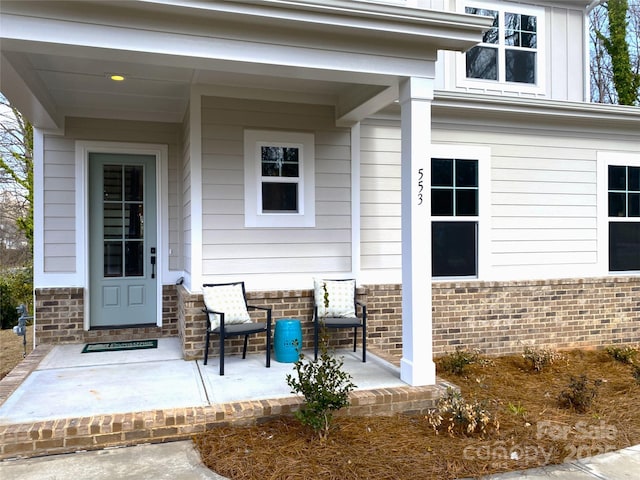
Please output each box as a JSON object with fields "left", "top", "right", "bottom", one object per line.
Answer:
{"left": 81, "top": 339, "right": 158, "bottom": 353}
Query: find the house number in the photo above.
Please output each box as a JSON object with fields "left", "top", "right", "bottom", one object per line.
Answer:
{"left": 417, "top": 168, "right": 424, "bottom": 205}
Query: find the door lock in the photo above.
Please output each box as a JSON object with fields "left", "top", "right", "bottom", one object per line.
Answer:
{"left": 150, "top": 247, "right": 156, "bottom": 279}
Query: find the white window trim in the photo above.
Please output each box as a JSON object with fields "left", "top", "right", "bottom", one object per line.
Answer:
{"left": 597, "top": 152, "right": 640, "bottom": 275}
{"left": 430, "top": 145, "right": 491, "bottom": 281}
{"left": 244, "top": 129, "right": 315, "bottom": 228}
{"left": 456, "top": 0, "right": 546, "bottom": 96}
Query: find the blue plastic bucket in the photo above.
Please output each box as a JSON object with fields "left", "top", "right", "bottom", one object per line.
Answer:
{"left": 274, "top": 319, "right": 302, "bottom": 363}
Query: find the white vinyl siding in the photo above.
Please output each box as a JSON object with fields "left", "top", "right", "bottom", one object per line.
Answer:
{"left": 42, "top": 136, "right": 76, "bottom": 272}
{"left": 41, "top": 118, "right": 182, "bottom": 277}
{"left": 200, "top": 97, "right": 351, "bottom": 285}
{"left": 359, "top": 113, "right": 640, "bottom": 282}
{"left": 360, "top": 119, "right": 402, "bottom": 273}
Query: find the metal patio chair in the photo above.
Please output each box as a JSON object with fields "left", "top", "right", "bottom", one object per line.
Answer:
{"left": 313, "top": 278, "right": 367, "bottom": 362}
{"left": 202, "top": 281, "right": 272, "bottom": 375}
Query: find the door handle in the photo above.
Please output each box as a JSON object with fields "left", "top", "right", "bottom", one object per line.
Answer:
{"left": 150, "top": 247, "right": 156, "bottom": 279}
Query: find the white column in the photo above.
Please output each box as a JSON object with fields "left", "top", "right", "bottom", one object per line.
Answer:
{"left": 399, "top": 77, "right": 436, "bottom": 386}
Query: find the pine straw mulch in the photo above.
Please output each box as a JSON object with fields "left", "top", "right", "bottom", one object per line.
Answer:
{"left": 194, "top": 348, "right": 640, "bottom": 480}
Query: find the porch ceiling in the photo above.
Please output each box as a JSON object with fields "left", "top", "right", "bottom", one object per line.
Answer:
{"left": 0, "top": 0, "right": 491, "bottom": 130}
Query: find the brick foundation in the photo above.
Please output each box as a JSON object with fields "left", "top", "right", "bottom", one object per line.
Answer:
{"left": 178, "top": 285, "right": 367, "bottom": 361}
{"left": 361, "top": 277, "right": 640, "bottom": 357}
{"left": 34, "top": 277, "right": 640, "bottom": 361}
{"left": 33, "top": 286, "right": 179, "bottom": 345}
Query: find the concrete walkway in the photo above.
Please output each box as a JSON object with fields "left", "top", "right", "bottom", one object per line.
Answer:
{"left": 1, "top": 440, "right": 638, "bottom": 479}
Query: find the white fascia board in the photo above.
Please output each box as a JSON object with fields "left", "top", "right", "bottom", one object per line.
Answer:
{"left": 1, "top": 1, "right": 491, "bottom": 72}
{"left": 137, "top": 0, "right": 493, "bottom": 50}
{"left": 433, "top": 91, "right": 640, "bottom": 127}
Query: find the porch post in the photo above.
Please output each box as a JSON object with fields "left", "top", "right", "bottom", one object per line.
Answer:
{"left": 399, "top": 76, "right": 436, "bottom": 386}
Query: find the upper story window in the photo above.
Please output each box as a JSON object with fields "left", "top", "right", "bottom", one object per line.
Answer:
{"left": 244, "top": 130, "right": 315, "bottom": 228}
{"left": 460, "top": 2, "right": 544, "bottom": 93}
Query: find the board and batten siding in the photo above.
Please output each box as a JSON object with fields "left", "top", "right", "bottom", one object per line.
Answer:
{"left": 359, "top": 116, "right": 640, "bottom": 282}
{"left": 200, "top": 96, "right": 351, "bottom": 286}
{"left": 42, "top": 135, "right": 76, "bottom": 272}
{"left": 436, "top": 4, "right": 585, "bottom": 102}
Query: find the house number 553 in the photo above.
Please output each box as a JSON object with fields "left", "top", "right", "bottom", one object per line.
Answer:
{"left": 417, "top": 168, "right": 424, "bottom": 205}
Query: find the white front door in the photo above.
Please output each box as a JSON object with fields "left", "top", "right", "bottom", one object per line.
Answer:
{"left": 89, "top": 153, "right": 157, "bottom": 328}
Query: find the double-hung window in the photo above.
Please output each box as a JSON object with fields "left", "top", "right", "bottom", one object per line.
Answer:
{"left": 462, "top": 2, "right": 544, "bottom": 91}
{"left": 608, "top": 165, "right": 640, "bottom": 271}
{"left": 431, "top": 158, "right": 479, "bottom": 277}
{"left": 244, "top": 130, "right": 315, "bottom": 228}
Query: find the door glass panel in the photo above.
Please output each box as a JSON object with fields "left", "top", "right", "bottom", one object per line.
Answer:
{"left": 103, "top": 165, "right": 122, "bottom": 201}
{"left": 125, "top": 165, "right": 144, "bottom": 202}
{"left": 103, "top": 203, "right": 123, "bottom": 239}
{"left": 102, "top": 163, "right": 146, "bottom": 278}
{"left": 125, "top": 204, "right": 144, "bottom": 239}
{"left": 125, "top": 241, "right": 144, "bottom": 277}
{"left": 104, "top": 241, "right": 123, "bottom": 277}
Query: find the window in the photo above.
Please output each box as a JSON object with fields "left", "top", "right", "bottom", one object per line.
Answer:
{"left": 244, "top": 130, "right": 315, "bottom": 228}
{"left": 462, "top": 2, "right": 543, "bottom": 90}
{"left": 608, "top": 165, "right": 640, "bottom": 271}
{"left": 431, "top": 158, "right": 479, "bottom": 277}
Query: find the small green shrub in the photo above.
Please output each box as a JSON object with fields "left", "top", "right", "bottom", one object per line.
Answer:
{"left": 0, "top": 267, "right": 33, "bottom": 330}
{"left": 558, "top": 374, "right": 602, "bottom": 413}
{"left": 438, "top": 347, "right": 482, "bottom": 376}
{"left": 605, "top": 345, "right": 637, "bottom": 364}
{"left": 522, "top": 345, "right": 563, "bottom": 372}
{"left": 286, "top": 282, "right": 355, "bottom": 440}
{"left": 286, "top": 344, "right": 356, "bottom": 440}
{"left": 426, "top": 388, "right": 498, "bottom": 437}
{"left": 632, "top": 365, "right": 640, "bottom": 384}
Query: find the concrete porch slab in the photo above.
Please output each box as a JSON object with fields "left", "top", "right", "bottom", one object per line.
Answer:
{"left": 0, "top": 338, "right": 452, "bottom": 460}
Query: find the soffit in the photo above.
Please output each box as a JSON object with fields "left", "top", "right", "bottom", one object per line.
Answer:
{"left": 0, "top": 0, "right": 491, "bottom": 129}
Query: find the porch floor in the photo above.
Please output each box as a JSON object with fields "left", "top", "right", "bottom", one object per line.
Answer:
{"left": 0, "top": 338, "right": 452, "bottom": 459}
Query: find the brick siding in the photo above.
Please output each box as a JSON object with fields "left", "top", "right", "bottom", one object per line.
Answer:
{"left": 33, "top": 286, "right": 179, "bottom": 345}
{"left": 34, "top": 277, "right": 640, "bottom": 360}
{"left": 364, "top": 277, "right": 640, "bottom": 357}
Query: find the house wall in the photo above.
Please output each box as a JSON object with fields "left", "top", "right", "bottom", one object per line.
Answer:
{"left": 359, "top": 115, "right": 640, "bottom": 283}
{"left": 199, "top": 96, "right": 352, "bottom": 287}
{"left": 435, "top": 2, "right": 587, "bottom": 101}
{"left": 40, "top": 118, "right": 183, "bottom": 275}
{"left": 33, "top": 285, "right": 179, "bottom": 344}
{"left": 42, "top": 136, "right": 77, "bottom": 272}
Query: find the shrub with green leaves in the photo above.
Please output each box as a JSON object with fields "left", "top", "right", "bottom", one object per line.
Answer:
{"left": 438, "top": 347, "right": 482, "bottom": 376}
{"left": 522, "top": 345, "right": 563, "bottom": 372}
{"left": 0, "top": 267, "right": 33, "bottom": 329}
{"left": 286, "top": 340, "right": 356, "bottom": 440}
{"left": 605, "top": 345, "right": 637, "bottom": 364}
{"left": 633, "top": 365, "right": 640, "bottom": 385}
{"left": 558, "top": 374, "right": 602, "bottom": 413}
{"left": 426, "top": 388, "right": 498, "bottom": 437}
{"left": 287, "top": 280, "right": 356, "bottom": 439}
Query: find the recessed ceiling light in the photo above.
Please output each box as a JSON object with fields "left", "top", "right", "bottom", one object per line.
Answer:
{"left": 109, "top": 74, "right": 125, "bottom": 81}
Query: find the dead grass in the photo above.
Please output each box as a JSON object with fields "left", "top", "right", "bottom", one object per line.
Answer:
{"left": 0, "top": 325, "right": 34, "bottom": 380}
{"left": 194, "top": 349, "right": 640, "bottom": 480}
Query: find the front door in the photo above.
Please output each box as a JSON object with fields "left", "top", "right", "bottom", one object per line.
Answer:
{"left": 89, "top": 153, "right": 157, "bottom": 328}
